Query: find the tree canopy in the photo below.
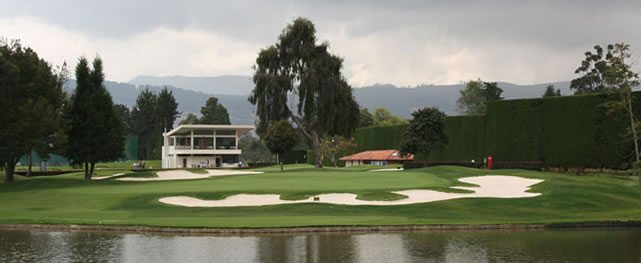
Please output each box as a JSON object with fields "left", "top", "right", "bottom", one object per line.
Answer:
{"left": 569, "top": 44, "right": 638, "bottom": 95}
{"left": 262, "top": 120, "right": 298, "bottom": 171}
{"left": 400, "top": 107, "right": 448, "bottom": 158}
{"left": 456, "top": 80, "right": 503, "bottom": 115}
{"left": 157, "top": 87, "right": 181, "bottom": 131}
{"left": 542, "top": 84, "right": 562, "bottom": 97}
{"left": 0, "top": 39, "right": 67, "bottom": 182}
{"left": 320, "top": 135, "right": 357, "bottom": 167}
{"left": 199, "top": 97, "right": 230, "bottom": 124}
{"left": 66, "top": 56, "right": 124, "bottom": 180}
{"left": 249, "top": 17, "right": 360, "bottom": 168}
{"left": 238, "top": 134, "right": 273, "bottom": 164}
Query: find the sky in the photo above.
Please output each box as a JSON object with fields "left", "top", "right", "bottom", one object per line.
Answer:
{"left": 1, "top": 0, "right": 640, "bottom": 87}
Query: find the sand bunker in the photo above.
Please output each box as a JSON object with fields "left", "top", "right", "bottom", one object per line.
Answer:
{"left": 92, "top": 173, "right": 125, "bottom": 180}
{"left": 368, "top": 168, "right": 404, "bottom": 172}
{"left": 117, "top": 169, "right": 263, "bottom": 181}
{"left": 159, "top": 175, "right": 543, "bottom": 207}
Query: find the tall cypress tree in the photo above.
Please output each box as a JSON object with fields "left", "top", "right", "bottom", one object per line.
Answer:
{"left": 131, "top": 88, "right": 160, "bottom": 160}
{"left": 67, "top": 56, "right": 124, "bottom": 180}
{"left": 157, "top": 87, "right": 181, "bottom": 131}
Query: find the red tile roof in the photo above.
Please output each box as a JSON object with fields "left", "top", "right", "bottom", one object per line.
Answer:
{"left": 340, "top": 150, "right": 414, "bottom": 161}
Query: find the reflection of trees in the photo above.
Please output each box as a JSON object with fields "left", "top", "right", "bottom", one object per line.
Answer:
{"left": 256, "top": 233, "right": 355, "bottom": 262}
{"left": 401, "top": 231, "right": 449, "bottom": 262}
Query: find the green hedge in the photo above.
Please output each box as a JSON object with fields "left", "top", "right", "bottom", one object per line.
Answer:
{"left": 353, "top": 92, "right": 641, "bottom": 169}
{"left": 421, "top": 115, "right": 486, "bottom": 162}
{"left": 354, "top": 125, "right": 407, "bottom": 152}
{"left": 486, "top": 99, "right": 544, "bottom": 162}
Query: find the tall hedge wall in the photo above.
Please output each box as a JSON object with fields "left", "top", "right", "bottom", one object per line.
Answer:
{"left": 421, "top": 115, "right": 486, "bottom": 162}
{"left": 354, "top": 125, "right": 407, "bottom": 152}
{"left": 353, "top": 92, "right": 641, "bottom": 169}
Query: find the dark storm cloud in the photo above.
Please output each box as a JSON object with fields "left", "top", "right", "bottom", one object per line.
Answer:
{"left": 2, "top": 0, "right": 639, "bottom": 50}
{"left": 1, "top": 0, "right": 640, "bottom": 85}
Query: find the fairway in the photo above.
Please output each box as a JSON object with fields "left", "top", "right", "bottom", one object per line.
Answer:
{"left": 1, "top": 165, "right": 640, "bottom": 228}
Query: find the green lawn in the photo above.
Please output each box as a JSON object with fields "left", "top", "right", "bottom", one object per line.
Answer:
{"left": 1, "top": 165, "right": 640, "bottom": 228}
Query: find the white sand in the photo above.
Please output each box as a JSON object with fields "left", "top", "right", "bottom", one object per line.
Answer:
{"left": 92, "top": 173, "right": 125, "bottom": 180}
{"left": 368, "top": 168, "right": 404, "bottom": 172}
{"left": 159, "top": 175, "right": 544, "bottom": 207}
{"left": 117, "top": 169, "right": 263, "bottom": 181}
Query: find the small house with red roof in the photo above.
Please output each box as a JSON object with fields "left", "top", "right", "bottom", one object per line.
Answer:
{"left": 339, "top": 150, "right": 413, "bottom": 166}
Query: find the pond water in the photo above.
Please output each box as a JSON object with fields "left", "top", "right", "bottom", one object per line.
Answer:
{"left": 0, "top": 228, "right": 640, "bottom": 262}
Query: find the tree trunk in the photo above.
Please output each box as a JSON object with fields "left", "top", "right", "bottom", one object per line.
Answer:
{"left": 309, "top": 131, "right": 323, "bottom": 168}
{"left": 289, "top": 114, "right": 323, "bottom": 168}
{"left": 84, "top": 162, "right": 89, "bottom": 180}
{"left": 27, "top": 152, "right": 33, "bottom": 177}
{"left": 86, "top": 162, "right": 96, "bottom": 181}
{"left": 278, "top": 153, "right": 283, "bottom": 171}
{"left": 626, "top": 90, "right": 641, "bottom": 199}
{"left": 4, "top": 159, "right": 16, "bottom": 183}
{"left": 628, "top": 92, "right": 640, "bottom": 162}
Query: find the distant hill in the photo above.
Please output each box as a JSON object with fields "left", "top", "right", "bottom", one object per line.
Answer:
{"left": 354, "top": 81, "right": 572, "bottom": 116}
{"left": 129, "top": 75, "right": 253, "bottom": 96}
{"left": 65, "top": 76, "right": 574, "bottom": 126}
{"left": 65, "top": 80, "right": 255, "bottom": 125}
{"left": 127, "top": 74, "right": 572, "bottom": 117}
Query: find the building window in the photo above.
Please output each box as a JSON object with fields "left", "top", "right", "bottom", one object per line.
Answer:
{"left": 222, "top": 155, "right": 238, "bottom": 164}
{"left": 194, "top": 137, "right": 214, "bottom": 149}
{"left": 216, "top": 137, "right": 236, "bottom": 149}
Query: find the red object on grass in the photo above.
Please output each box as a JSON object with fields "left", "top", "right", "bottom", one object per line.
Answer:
{"left": 487, "top": 155, "right": 494, "bottom": 170}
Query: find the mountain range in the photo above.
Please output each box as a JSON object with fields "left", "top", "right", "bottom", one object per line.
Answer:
{"left": 65, "top": 75, "right": 572, "bottom": 125}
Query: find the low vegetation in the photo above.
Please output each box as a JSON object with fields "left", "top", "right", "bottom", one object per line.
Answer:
{"left": 0, "top": 165, "right": 639, "bottom": 228}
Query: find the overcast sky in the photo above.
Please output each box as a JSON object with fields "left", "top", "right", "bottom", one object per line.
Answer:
{"left": 1, "top": 0, "right": 640, "bottom": 87}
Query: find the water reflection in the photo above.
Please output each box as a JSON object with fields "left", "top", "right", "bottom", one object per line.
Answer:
{"left": 0, "top": 228, "right": 640, "bottom": 262}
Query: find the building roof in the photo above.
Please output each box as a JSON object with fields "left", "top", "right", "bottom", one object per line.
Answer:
{"left": 163, "top": 124, "right": 255, "bottom": 137}
{"left": 339, "top": 150, "right": 414, "bottom": 161}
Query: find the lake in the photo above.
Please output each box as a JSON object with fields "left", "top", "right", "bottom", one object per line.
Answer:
{"left": 1, "top": 228, "right": 639, "bottom": 262}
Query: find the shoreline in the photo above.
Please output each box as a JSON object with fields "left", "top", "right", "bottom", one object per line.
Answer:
{"left": 2, "top": 221, "right": 640, "bottom": 235}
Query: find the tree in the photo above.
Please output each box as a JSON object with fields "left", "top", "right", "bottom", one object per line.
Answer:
{"left": 456, "top": 80, "right": 485, "bottom": 114}
{"left": 262, "top": 120, "right": 298, "bottom": 171}
{"left": 114, "top": 104, "right": 133, "bottom": 134}
{"left": 320, "top": 135, "right": 357, "bottom": 167}
{"left": 482, "top": 82, "right": 503, "bottom": 101}
{"left": 66, "top": 56, "right": 124, "bottom": 180}
{"left": 570, "top": 44, "right": 615, "bottom": 95}
{"left": 156, "top": 87, "right": 181, "bottom": 131}
{"left": 238, "top": 134, "right": 273, "bottom": 164}
{"left": 400, "top": 107, "right": 448, "bottom": 159}
{"left": 131, "top": 88, "right": 160, "bottom": 160}
{"left": 543, "top": 84, "right": 562, "bottom": 97}
{"left": 373, "top": 107, "right": 408, "bottom": 126}
{"left": 0, "top": 39, "right": 67, "bottom": 182}
{"left": 359, "top": 108, "right": 375, "bottom": 127}
{"left": 592, "top": 43, "right": 641, "bottom": 175}
{"left": 179, "top": 113, "right": 200, "bottom": 125}
{"left": 249, "top": 17, "right": 360, "bottom": 168}
{"left": 200, "top": 97, "right": 230, "bottom": 124}
{"left": 456, "top": 80, "right": 503, "bottom": 114}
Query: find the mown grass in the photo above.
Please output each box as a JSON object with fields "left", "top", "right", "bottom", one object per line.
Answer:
{"left": 0, "top": 164, "right": 640, "bottom": 228}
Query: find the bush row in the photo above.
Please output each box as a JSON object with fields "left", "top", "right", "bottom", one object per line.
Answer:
{"left": 354, "top": 92, "right": 641, "bottom": 169}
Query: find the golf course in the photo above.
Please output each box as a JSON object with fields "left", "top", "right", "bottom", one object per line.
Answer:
{"left": 1, "top": 163, "right": 640, "bottom": 229}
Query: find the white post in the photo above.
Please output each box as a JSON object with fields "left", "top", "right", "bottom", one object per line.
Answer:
{"left": 190, "top": 129, "right": 194, "bottom": 150}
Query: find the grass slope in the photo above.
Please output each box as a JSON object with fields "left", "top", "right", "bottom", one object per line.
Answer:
{"left": 0, "top": 165, "right": 640, "bottom": 228}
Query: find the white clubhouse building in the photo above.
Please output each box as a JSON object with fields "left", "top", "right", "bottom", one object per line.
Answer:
{"left": 161, "top": 124, "right": 254, "bottom": 169}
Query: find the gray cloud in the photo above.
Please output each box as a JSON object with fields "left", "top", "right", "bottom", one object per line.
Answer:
{"left": 0, "top": 0, "right": 640, "bottom": 85}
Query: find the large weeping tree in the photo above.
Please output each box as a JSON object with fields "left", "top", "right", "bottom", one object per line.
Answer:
{"left": 249, "top": 17, "right": 360, "bottom": 168}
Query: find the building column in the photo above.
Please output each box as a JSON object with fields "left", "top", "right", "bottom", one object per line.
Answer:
{"left": 190, "top": 129, "right": 194, "bottom": 150}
